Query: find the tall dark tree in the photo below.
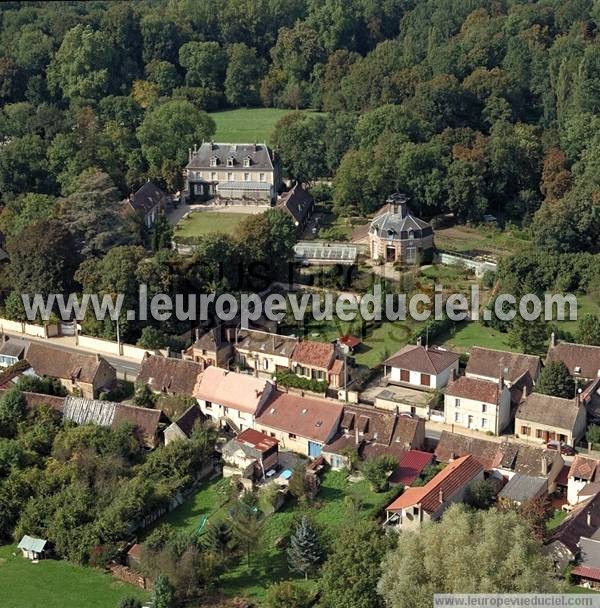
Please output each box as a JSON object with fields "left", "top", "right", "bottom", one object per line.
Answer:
{"left": 320, "top": 520, "right": 388, "bottom": 608}
{"left": 8, "top": 218, "right": 79, "bottom": 300}
{"left": 535, "top": 361, "right": 576, "bottom": 399}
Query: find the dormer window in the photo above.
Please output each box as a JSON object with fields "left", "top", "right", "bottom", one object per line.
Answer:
{"left": 243, "top": 156, "right": 251, "bottom": 168}
{"left": 227, "top": 157, "right": 234, "bottom": 167}
{"left": 210, "top": 156, "right": 218, "bottom": 167}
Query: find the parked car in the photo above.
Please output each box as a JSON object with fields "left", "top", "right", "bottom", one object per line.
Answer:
{"left": 546, "top": 440, "right": 576, "bottom": 456}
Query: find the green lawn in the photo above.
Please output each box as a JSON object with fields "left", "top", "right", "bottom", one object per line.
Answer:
{"left": 435, "top": 224, "right": 531, "bottom": 258}
{"left": 0, "top": 545, "right": 148, "bottom": 608}
{"left": 555, "top": 292, "right": 600, "bottom": 334}
{"left": 155, "top": 471, "right": 395, "bottom": 603}
{"left": 547, "top": 509, "right": 568, "bottom": 531}
{"left": 282, "top": 314, "right": 421, "bottom": 369}
{"left": 441, "top": 321, "right": 514, "bottom": 353}
{"left": 174, "top": 210, "right": 253, "bottom": 239}
{"left": 220, "top": 470, "right": 396, "bottom": 602}
{"left": 143, "top": 477, "right": 231, "bottom": 537}
{"left": 211, "top": 108, "right": 322, "bottom": 143}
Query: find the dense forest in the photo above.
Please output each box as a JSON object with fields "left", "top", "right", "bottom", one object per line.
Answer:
{"left": 0, "top": 0, "right": 598, "bottom": 342}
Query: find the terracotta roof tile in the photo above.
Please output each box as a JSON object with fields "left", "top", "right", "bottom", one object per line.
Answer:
{"left": 137, "top": 355, "right": 203, "bottom": 396}
{"left": 548, "top": 342, "right": 600, "bottom": 380}
{"left": 466, "top": 347, "right": 540, "bottom": 384}
{"left": 25, "top": 342, "right": 113, "bottom": 385}
{"left": 236, "top": 428, "right": 279, "bottom": 453}
{"left": 444, "top": 376, "right": 500, "bottom": 404}
{"left": 256, "top": 391, "right": 343, "bottom": 444}
{"left": 384, "top": 344, "right": 459, "bottom": 375}
{"left": 549, "top": 492, "right": 600, "bottom": 554}
{"left": 386, "top": 454, "right": 482, "bottom": 514}
{"left": 434, "top": 431, "right": 502, "bottom": 470}
{"left": 569, "top": 456, "right": 600, "bottom": 482}
{"left": 390, "top": 450, "right": 434, "bottom": 486}
{"left": 291, "top": 341, "right": 335, "bottom": 369}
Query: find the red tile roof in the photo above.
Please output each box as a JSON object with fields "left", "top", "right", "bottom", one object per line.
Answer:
{"left": 390, "top": 450, "right": 434, "bottom": 486}
{"left": 384, "top": 344, "right": 459, "bottom": 375}
{"left": 444, "top": 376, "right": 500, "bottom": 404}
{"left": 292, "top": 341, "right": 335, "bottom": 369}
{"left": 339, "top": 335, "right": 361, "bottom": 349}
{"left": 236, "top": 428, "right": 278, "bottom": 453}
{"left": 256, "top": 391, "right": 343, "bottom": 444}
{"left": 571, "top": 565, "right": 600, "bottom": 581}
{"left": 386, "top": 454, "right": 482, "bottom": 514}
{"left": 569, "top": 456, "right": 600, "bottom": 482}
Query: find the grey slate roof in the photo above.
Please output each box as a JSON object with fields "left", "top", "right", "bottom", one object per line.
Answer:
{"left": 580, "top": 537, "right": 600, "bottom": 568}
{"left": 277, "top": 183, "right": 313, "bottom": 225}
{"left": 218, "top": 181, "right": 271, "bottom": 191}
{"left": 499, "top": 473, "right": 547, "bottom": 503}
{"left": 187, "top": 142, "right": 275, "bottom": 171}
{"left": 129, "top": 181, "right": 168, "bottom": 214}
{"left": 369, "top": 194, "right": 432, "bottom": 241}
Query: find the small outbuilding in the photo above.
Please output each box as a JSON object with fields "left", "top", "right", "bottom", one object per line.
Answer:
{"left": 18, "top": 535, "right": 49, "bottom": 560}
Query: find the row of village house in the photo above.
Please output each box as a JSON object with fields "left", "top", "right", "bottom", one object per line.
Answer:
{"left": 3, "top": 330, "right": 600, "bottom": 454}
{"left": 6, "top": 331, "right": 600, "bottom": 584}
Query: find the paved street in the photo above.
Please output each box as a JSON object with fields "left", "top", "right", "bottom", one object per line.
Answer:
{"left": 1, "top": 330, "right": 142, "bottom": 380}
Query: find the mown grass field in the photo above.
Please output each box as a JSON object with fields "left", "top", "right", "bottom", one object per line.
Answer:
{"left": 209, "top": 108, "right": 289, "bottom": 143}
{"left": 174, "top": 210, "right": 253, "bottom": 238}
{"left": 435, "top": 224, "right": 531, "bottom": 258}
{"left": 0, "top": 545, "right": 149, "bottom": 608}
{"left": 441, "top": 321, "right": 514, "bottom": 353}
{"left": 210, "top": 108, "right": 327, "bottom": 143}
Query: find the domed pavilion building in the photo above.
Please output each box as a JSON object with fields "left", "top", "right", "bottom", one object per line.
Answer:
{"left": 368, "top": 193, "right": 434, "bottom": 265}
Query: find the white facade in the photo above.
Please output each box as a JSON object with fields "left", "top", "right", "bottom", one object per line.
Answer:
{"left": 444, "top": 386, "right": 511, "bottom": 436}
{"left": 197, "top": 383, "right": 274, "bottom": 433}
{"left": 389, "top": 362, "right": 458, "bottom": 390}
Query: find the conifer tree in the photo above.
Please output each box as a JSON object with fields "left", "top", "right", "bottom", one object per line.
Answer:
{"left": 287, "top": 516, "right": 324, "bottom": 579}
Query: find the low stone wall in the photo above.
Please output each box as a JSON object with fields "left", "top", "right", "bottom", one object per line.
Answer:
{"left": 436, "top": 251, "right": 497, "bottom": 277}
{"left": 0, "top": 318, "right": 61, "bottom": 338}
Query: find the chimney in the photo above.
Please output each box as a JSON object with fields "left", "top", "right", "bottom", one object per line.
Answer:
{"left": 449, "top": 451, "right": 456, "bottom": 462}
{"left": 193, "top": 143, "right": 198, "bottom": 153}
{"left": 541, "top": 456, "right": 548, "bottom": 477}
{"left": 550, "top": 331, "right": 556, "bottom": 348}
{"left": 416, "top": 336, "right": 422, "bottom": 347}
{"left": 588, "top": 510, "right": 593, "bottom": 527}
{"left": 522, "top": 384, "right": 528, "bottom": 399}
{"left": 438, "top": 489, "right": 444, "bottom": 504}
{"left": 355, "top": 422, "right": 360, "bottom": 446}
{"left": 195, "top": 328, "right": 200, "bottom": 341}
{"left": 188, "top": 147, "right": 192, "bottom": 162}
